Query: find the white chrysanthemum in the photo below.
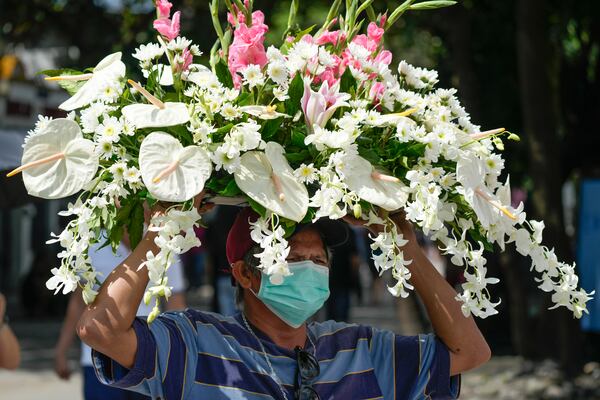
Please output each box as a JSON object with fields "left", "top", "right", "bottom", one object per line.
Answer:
{"left": 220, "top": 103, "right": 241, "bottom": 120}
{"left": 109, "top": 161, "right": 127, "bottom": 181}
{"left": 167, "top": 36, "right": 192, "bottom": 51}
{"left": 97, "top": 138, "right": 114, "bottom": 159}
{"left": 294, "top": 163, "right": 318, "bottom": 184}
{"left": 267, "top": 61, "right": 289, "bottom": 85}
{"left": 95, "top": 116, "right": 123, "bottom": 143}
{"left": 241, "top": 64, "right": 265, "bottom": 88}
{"left": 132, "top": 43, "right": 164, "bottom": 62}
{"left": 124, "top": 166, "right": 141, "bottom": 184}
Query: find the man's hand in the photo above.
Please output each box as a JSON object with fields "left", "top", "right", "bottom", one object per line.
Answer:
{"left": 343, "top": 209, "right": 418, "bottom": 245}
{"left": 0, "top": 293, "right": 6, "bottom": 323}
{"left": 54, "top": 350, "right": 71, "bottom": 380}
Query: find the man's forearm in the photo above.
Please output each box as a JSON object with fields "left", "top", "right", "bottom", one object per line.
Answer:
{"left": 77, "top": 230, "right": 158, "bottom": 351}
{"left": 404, "top": 242, "right": 490, "bottom": 373}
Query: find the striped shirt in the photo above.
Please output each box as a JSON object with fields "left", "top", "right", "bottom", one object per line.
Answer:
{"left": 93, "top": 310, "right": 460, "bottom": 399}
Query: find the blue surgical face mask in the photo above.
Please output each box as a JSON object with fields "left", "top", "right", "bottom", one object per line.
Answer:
{"left": 253, "top": 260, "right": 330, "bottom": 328}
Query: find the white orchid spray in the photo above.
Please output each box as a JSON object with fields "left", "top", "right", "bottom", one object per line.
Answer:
{"left": 8, "top": 0, "right": 592, "bottom": 321}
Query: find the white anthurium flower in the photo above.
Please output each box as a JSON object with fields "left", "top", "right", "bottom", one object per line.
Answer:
{"left": 142, "top": 64, "right": 174, "bottom": 86}
{"left": 139, "top": 131, "right": 212, "bottom": 202}
{"left": 238, "top": 105, "right": 290, "bottom": 120}
{"left": 235, "top": 142, "right": 309, "bottom": 222}
{"left": 7, "top": 118, "right": 98, "bottom": 199}
{"left": 121, "top": 80, "right": 190, "bottom": 129}
{"left": 51, "top": 52, "right": 126, "bottom": 111}
{"left": 339, "top": 154, "right": 409, "bottom": 211}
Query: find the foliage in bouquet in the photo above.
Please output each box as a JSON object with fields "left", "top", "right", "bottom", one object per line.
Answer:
{"left": 10, "top": 0, "right": 593, "bottom": 322}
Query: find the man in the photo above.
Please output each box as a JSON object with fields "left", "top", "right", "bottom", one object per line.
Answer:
{"left": 0, "top": 292, "right": 20, "bottom": 370}
{"left": 54, "top": 232, "right": 186, "bottom": 400}
{"left": 77, "top": 198, "right": 490, "bottom": 399}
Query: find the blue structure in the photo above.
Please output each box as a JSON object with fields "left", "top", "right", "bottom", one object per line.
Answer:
{"left": 579, "top": 179, "right": 600, "bottom": 332}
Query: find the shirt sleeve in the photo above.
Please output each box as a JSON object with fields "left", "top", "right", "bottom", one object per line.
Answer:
{"left": 92, "top": 311, "right": 198, "bottom": 400}
{"left": 369, "top": 329, "right": 460, "bottom": 399}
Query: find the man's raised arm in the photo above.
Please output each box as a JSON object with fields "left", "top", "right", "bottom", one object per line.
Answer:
{"left": 390, "top": 213, "right": 491, "bottom": 375}
{"left": 76, "top": 228, "right": 159, "bottom": 369}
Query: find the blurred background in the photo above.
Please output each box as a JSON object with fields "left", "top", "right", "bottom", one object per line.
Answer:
{"left": 1, "top": 0, "right": 600, "bottom": 399}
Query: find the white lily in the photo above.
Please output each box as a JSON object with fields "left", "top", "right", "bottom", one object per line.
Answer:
{"left": 139, "top": 131, "right": 212, "bottom": 202}
{"left": 339, "top": 154, "right": 409, "bottom": 211}
{"left": 50, "top": 52, "right": 126, "bottom": 111}
{"left": 235, "top": 142, "right": 309, "bottom": 222}
{"left": 7, "top": 119, "right": 98, "bottom": 199}
{"left": 367, "top": 108, "right": 418, "bottom": 127}
{"left": 121, "top": 80, "right": 190, "bottom": 128}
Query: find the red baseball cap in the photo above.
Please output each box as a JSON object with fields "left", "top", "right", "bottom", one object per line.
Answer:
{"left": 225, "top": 207, "right": 349, "bottom": 266}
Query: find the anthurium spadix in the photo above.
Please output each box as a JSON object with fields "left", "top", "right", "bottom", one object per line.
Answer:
{"left": 50, "top": 52, "right": 126, "bottom": 111}
{"left": 139, "top": 131, "right": 212, "bottom": 202}
{"left": 7, "top": 119, "right": 98, "bottom": 199}
{"left": 122, "top": 80, "right": 190, "bottom": 129}
{"left": 340, "top": 154, "right": 409, "bottom": 211}
{"left": 235, "top": 142, "right": 309, "bottom": 222}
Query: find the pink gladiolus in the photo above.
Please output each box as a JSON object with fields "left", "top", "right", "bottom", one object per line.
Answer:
{"left": 156, "top": 0, "right": 172, "bottom": 18}
{"left": 301, "top": 79, "right": 350, "bottom": 132}
{"left": 367, "top": 22, "right": 385, "bottom": 44}
{"left": 375, "top": 50, "right": 392, "bottom": 66}
{"left": 369, "top": 82, "right": 386, "bottom": 102}
{"left": 315, "top": 30, "right": 346, "bottom": 46}
{"left": 174, "top": 47, "right": 193, "bottom": 73}
{"left": 228, "top": 14, "right": 269, "bottom": 88}
{"left": 153, "top": 10, "right": 180, "bottom": 41}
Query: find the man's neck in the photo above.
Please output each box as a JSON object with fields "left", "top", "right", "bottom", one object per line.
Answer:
{"left": 243, "top": 294, "right": 307, "bottom": 350}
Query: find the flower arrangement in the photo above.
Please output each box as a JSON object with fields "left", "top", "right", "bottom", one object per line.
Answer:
{"left": 9, "top": 0, "right": 593, "bottom": 322}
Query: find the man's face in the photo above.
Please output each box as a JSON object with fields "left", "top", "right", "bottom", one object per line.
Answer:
{"left": 286, "top": 227, "right": 328, "bottom": 267}
{"left": 241, "top": 226, "right": 329, "bottom": 294}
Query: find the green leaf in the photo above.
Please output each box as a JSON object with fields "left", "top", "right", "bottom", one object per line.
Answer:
{"left": 262, "top": 118, "right": 283, "bottom": 140}
{"left": 128, "top": 201, "right": 145, "bottom": 250}
{"left": 469, "top": 228, "right": 494, "bottom": 252}
{"left": 39, "top": 68, "right": 86, "bottom": 96}
{"left": 236, "top": 92, "right": 253, "bottom": 106}
{"left": 409, "top": 1, "right": 457, "bottom": 10}
{"left": 215, "top": 58, "right": 234, "bottom": 89}
{"left": 109, "top": 225, "right": 125, "bottom": 252}
{"left": 339, "top": 67, "right": 356, "bottom": 94}
{"left": 221, "top": 178, "right": 242, "bottom": 197}
{"left": 285, "top": 150, "right": 310, "bottom": 164}
{"left": 358, "top": 146, "right": 382, "bottom": 165}
{"left": 300, "top": 208, "right": 316, "bottom": 224}
{"left": 247, "top": 197, "right": 267, "bottom": 218}
{"left": 290, "top": 130, "right": 306, "bottom": 147}
{"left": 285, "top": 73, "right": 304, "bottom": 115}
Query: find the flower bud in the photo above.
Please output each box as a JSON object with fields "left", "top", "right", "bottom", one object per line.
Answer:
{"left": 353, "top": 203, "right": 362, "bottom": 219}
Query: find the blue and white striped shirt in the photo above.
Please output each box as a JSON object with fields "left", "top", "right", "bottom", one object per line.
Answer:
{"left": 93, "top": 310, "right": 460, "bottom": 399}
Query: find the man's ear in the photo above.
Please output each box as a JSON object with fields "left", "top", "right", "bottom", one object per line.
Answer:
{"left": 231, "top": 261, "right": 253, "bottom": 289}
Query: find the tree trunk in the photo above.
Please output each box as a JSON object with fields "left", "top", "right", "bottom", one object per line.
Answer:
{"left": 516, "top": 0, "right": 583, "bottom": 375}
